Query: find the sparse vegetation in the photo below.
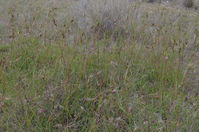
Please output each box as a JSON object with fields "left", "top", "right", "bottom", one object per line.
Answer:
{"left": 0, "top": 0, "right": 198, "bottom": 131}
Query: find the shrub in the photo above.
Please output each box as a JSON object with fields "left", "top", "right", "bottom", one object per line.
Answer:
{"left": 183, "top": 0, "right": 194, "bottom": 8}
{"left": 70, "top": 0, "right": 133, "bottom": 38}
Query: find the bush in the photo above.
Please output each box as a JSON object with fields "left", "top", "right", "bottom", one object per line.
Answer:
{"left": 70, "top": 0, "right": 132, "bottom": 38}
{"left": 183, "top": 0, "right": 194, "bottom": 8}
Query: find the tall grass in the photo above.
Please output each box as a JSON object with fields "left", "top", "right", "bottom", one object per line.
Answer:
{"left": 0, "top": 0, "right": 198, "bottom": 131}
{"left": 0, "top": 37, "right": 197, "bottom": 131}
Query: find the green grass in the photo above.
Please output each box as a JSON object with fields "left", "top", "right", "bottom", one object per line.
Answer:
{"left": 0, "top": 37, "right": 198, "bottom": 131}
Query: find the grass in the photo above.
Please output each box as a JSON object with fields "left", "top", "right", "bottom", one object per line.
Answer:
{"left": 0, "top": 37, "right": 198, "bottom": 131}
{"left": 0, "top": 0, "right": 199, "bottom": 131}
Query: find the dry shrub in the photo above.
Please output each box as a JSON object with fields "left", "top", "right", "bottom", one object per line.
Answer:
{"left": 70, "top": 0, "right": 133, "bottom": 38}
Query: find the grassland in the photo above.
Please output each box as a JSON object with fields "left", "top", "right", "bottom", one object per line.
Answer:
{"left": 0, "top": 0, "right": 199, "bottom": 131}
